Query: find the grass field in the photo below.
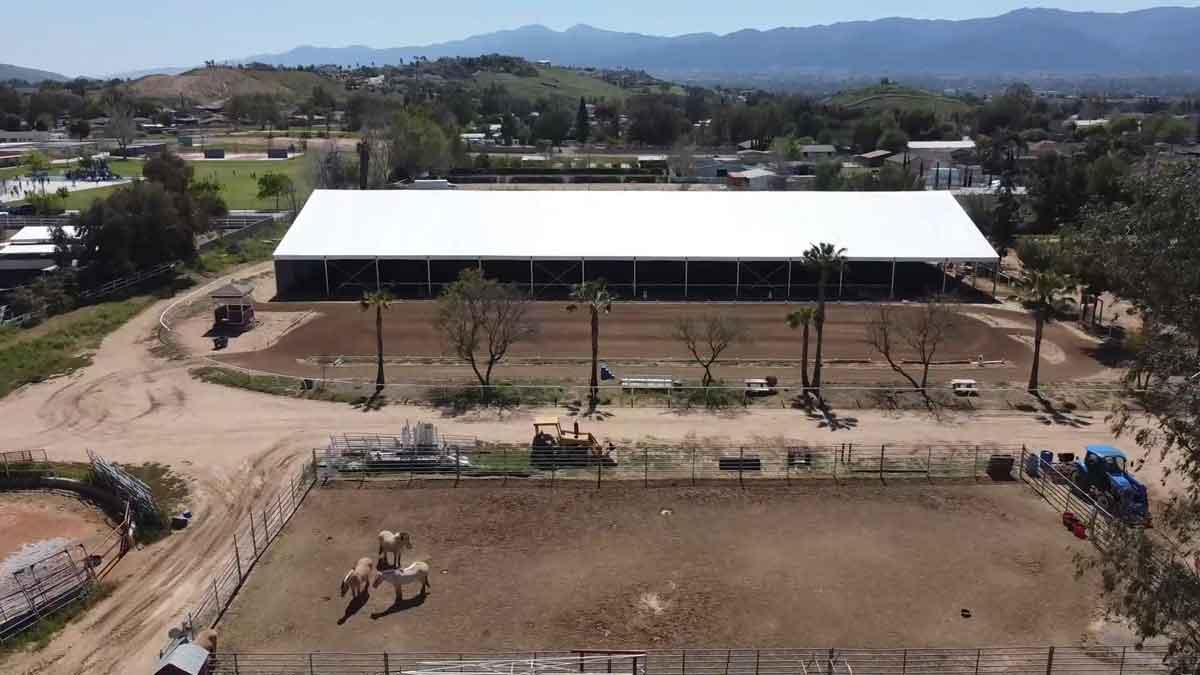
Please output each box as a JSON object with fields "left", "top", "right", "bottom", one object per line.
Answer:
{"left": 827, "top": 84, "right": 970, "bottom": 117}
{"left": 0, "top": 295, "right": 156, "bottom": 399}
{"left": 19, "top": 157, "right": 306, "bottom": 211}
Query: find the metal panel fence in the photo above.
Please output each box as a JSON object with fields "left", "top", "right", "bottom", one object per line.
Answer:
{"left": 203, "top": 647, "right": 1175, "bottom": 675}
{"left": 318, "top": 443, "right": 1028, "bottom": 487}
{"left": 87, "top": 449, "right": 162, "bottom": 528}
{"left": 0, "top": 545, "right": 96, "bottom": 643}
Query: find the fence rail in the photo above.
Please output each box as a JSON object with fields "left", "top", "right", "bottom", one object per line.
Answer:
{"left": 202, "top": 647, "right": 1175, "bottom": 675}
{"left": 77, "top": 261, "right": 178, "bottom": 301}
{"left": 318, "top": 443, "right": 1027, "bottom": 486}
{"left": 160, "top": 459, "right": 318, "bottom": 659}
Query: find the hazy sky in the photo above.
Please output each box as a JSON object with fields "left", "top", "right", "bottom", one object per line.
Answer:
{"left": 2, "top": 1, "right": 1193, "bottom": 77}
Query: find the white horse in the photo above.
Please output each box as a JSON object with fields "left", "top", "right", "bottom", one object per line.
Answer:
{"left": 372, "top": 561, "right": 430, "bottom": 601}
{"left": 377, "top": 530, "right": 413, "bottom": 567}
{"left": 340, "top": 557, "right": 376, "bottom": 599}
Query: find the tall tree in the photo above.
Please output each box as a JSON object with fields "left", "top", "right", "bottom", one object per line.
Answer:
{"left": 360, "top": 290, "right": 395, "bottom": 396}
{"left": 389, "top": 109, "right": 451, "bottom": 180}
{"left": 434, "top": 269, "right": 537, "bottom": 390}
{"left": 1012, "top": 270, "right": 1074, "bottom": 393}
{"left": 785, "top": 306, "right": 817, "bottom": 394}
{"left": 575, "top": 97, "right": 590, "bottom": 144}
{"left": 1063, "top": 161, "right": 1200, "bottom": 673}
{"left": 256, "top": 173, "right": 294, "bottom": 210}
{"left": 566, "top": 280, "right": 614, "bottom": 411}
{"left": 801, "top": 243, "right": 847, "bottom": 394}
{"left": 106, "top": 99, "right": 137, "bottom": 158}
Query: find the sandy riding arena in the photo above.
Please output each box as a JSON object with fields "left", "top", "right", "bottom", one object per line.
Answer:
{"left": 220, "top": 483, "right": 1095, "bottom": 653}
{"left": 0, "top": 492, "right": 113, "bottom": 575}
{"left": 211, "top": 301, "right": 1110, "bottom": 386}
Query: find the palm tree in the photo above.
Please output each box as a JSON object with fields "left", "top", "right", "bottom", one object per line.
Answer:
{"left": 785, "top": 306, "right": 817, "bottom": 394}
{"left": 360, "top": 290, "right": 395, "bottom": 395}
{"left": 1013, "top": 270, "right": 1074, "bottom": 394}
{"left": 567, "top": 280, "right": 614, "bottom": 411}
{"left": 801, "top": 243, "right": 848, "bottom": 394}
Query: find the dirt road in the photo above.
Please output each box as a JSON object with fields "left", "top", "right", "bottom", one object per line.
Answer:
{"left": 0, "top": 264, "right": 1173, "bottom": 674}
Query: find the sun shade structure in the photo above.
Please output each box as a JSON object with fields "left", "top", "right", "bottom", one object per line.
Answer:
{"left": 274, "top": 190, "right": 999, "bottom": 301}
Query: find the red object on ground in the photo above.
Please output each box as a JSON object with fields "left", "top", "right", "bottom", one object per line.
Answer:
{"left": 1062, "top": 512, "right": 1078, "bottom": 529}
{"left": 1072, "top": 522, "right": 1088, "bottom": 539}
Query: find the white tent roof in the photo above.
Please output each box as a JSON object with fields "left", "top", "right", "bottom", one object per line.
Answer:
{"left": 274, "top": 190, "right": 998, "bottom": 263}
{"left": 908, "top": 140, "right": 977, "bottom": 150}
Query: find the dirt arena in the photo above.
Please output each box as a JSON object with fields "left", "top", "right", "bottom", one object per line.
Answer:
{"left": 0, "top": 492, "right": 112, "bottom": 578}
{"left": 212, "top": 301, "right": 1111, "bottom": 386}
{"left": 220, "top": 484, "right": 1097, "bottom": 653}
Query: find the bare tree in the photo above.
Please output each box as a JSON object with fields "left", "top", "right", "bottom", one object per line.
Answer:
{"left": 106, "top": 101, "right": 137, "bottom": 158}
{"left": 434, "top": 269, "right": 538, "bottom": 389}
{"left": 672, "top": 314, "right": 750, "bottom": 387}
{"left": 361, "top": 126, "right": 393, "bottom": 188}
{"left": 668, "top": 140, "right": 696, "bottom": 181}
{"left": 865, "top": 301, "right": 960, "bottom": 397}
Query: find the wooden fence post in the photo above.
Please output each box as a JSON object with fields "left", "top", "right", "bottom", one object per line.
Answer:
{"left": 1118, "top": 646, "right": 1126, "bottom": 675}
{"left": 249, "top": 515, "right": 258, "bottom": 555}
{"left": 456, "top": 446, "right": 462, "bottom": 487}
{"left": 974, "top": 445, "right": 980, "bottom": 481}
{"left": 927, "top": 447, "right": 932, "bottom": 481}
{"left": 1045, "top": 646, "right": 1055, "bottom": 675}
{"left": 596, "top": 456, "right": 602, "bottom": 489}
{"left": 233, "top": 533, "right": 243, "bottom": 581}
{"left": 691, "top": 447, "right": 697, "bottom": 486}
{"left": 879, "top": 444, "right": 886, "bottom": 483}
{"left": 974, "top": 649, "right": 981, "bottom": 675}
{"left": 385, "top": 653, "right": 390, "bottom": 675}
{"left": 262, "top": 507, "right": 269, "bottom": 541}
{"left": 211, "top": 578, "right": 220, "bottom": 618}
{"left": 644, "top": 448, "right": 649, "bottom": 487}
{"left": 739, "top": 447, "right": 745, "bottom": 488}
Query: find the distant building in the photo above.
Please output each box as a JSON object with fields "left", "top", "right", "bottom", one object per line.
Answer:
{"left": 798, "top": 145, "right": 836, "bottom": 160}
{"left": 727, "top": 167, "right": 778, "bottom": 191}
{"left": 857, "top": 150, "right": 893, "bottom": 167}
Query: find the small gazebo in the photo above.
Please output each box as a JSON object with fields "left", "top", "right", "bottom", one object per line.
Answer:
{"left": 211, "top": 282, "right": 255, "bottom": 327}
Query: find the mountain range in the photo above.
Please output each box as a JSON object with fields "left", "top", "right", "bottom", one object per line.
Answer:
{"left": 0, "top": 63, "right": 67, "bottom": 83}
{"left": 241, "top": 7, "right": 1200, "bottom": 78}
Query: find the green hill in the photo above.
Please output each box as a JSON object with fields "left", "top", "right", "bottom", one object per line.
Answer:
{"left": 826, "top": 84, "right": 969, "bottom": 117}
{"left": 0, "top": 63, "right": 68, "bottom": 83}
{"left": 474, "top": 66, "right": 634, "bottom": 103}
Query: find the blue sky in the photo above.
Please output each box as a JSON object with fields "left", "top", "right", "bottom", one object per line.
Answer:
{"left": 1, "top": 1, "right": 1191, "bottom": 77}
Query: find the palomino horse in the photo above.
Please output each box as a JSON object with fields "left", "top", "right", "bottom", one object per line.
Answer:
{"left": 372, "top": 561, "right": 430, "bottom": 601}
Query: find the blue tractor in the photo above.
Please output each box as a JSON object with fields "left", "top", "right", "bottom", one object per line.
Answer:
{"left": 1070, "top": 445, "right": 1150, "bottom": 525}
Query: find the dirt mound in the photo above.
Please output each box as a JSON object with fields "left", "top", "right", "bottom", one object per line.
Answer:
{"left": 125, "top": 67, "right": 326, "bottom": 102}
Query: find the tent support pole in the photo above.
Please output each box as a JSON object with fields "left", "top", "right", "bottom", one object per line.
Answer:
{"left": 890, "top": 259, "right": 897, "bottom": 300}
{"left": 684, "top": 259, "right": 689, "bottom": 298}
{"left": 633, "top": 258, "right": 638, "bottom": 299}
{"left": 941, "top": 261, "right": 948, "bottom": 295}
{"left": 530, "top": 257, "right": 534, "bottom": 297}
{"left": 426, "top": 258, "right": 432, "bottom": 298}
{"left": 838, "top": 260, "right": 845, "bottom": 298}
{"left": 992, "top": 259, "right": 999, "bottom": 299}
{"left": 736, "top": 259, "right": 740, "bottom": 299}
{"left": 323, "top": 258, "right": 329, "bottom": 297}
{"left": 787, "top": 259, "right": 792, "bottom": 299}
{"left": 375, "top": 258, "right": 381, "bottom": 292}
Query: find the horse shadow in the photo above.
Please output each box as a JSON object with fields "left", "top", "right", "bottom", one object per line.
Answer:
{"left": 370, "top": 589, "right": 429, "bottom": 620}
{"left": 336, "top": 591, "right": 370, "bottom": 625}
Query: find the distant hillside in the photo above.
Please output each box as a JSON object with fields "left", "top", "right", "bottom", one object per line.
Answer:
{"left": 0, "top": 63, "right": 67, "bottom": 83}
{"left": 125, "top": 67, "right": 342, "bottom": 102}
{"left": 826, "top": 85, "right": 970, "bottom": 116}
{"left": 239, "top": 7, "right": 1200, "bottom": 78}
{"left": 474, "top": 66, "right": 642, "bottom": 102}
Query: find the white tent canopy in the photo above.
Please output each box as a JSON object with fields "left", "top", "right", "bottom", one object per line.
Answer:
{"left": 274, "top": 190, "right": 998, "bottom": 263}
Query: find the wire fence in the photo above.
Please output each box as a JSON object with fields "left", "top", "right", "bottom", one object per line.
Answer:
{"left": 202, "top": 646, "right": 1177, "bottom": 675}
{"left": 317, "top": 442, "right": 1028, "bottom": 486}
{"left": 160, "top": 458, "right": 318, "bottom": 659}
